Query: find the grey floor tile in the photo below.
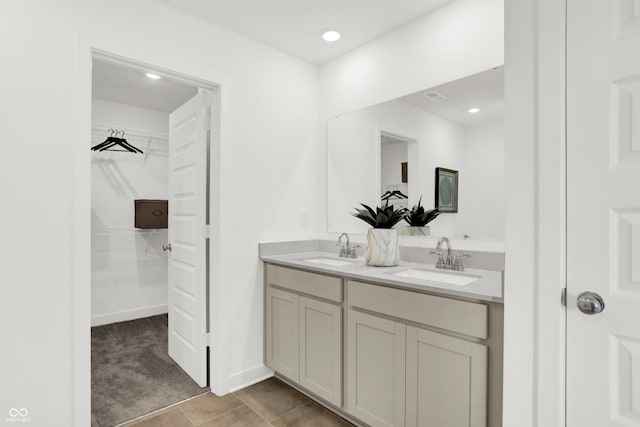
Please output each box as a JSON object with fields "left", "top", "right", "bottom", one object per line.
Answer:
{"left": 271, "top": 402, "right": 354, "bottom": 427}
{"left": 234, "top": 378, "right": 310, "bottom": 421}
{"left": 197, "top": 404, "right": 271, "bottom": 427}
{"left": 121, "top": 407, "right": 193, "bottom": 427}
{"left": 180, "top": 392, "right": 244, "bottom": 425}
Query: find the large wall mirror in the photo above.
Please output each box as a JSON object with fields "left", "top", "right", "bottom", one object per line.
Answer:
{"left": 327, "top": 66, "right": 504, "bottom": 241}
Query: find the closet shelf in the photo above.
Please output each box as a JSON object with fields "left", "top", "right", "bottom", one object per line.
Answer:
{"left": 91, "top": 228, "right": 167, "bottom": 236}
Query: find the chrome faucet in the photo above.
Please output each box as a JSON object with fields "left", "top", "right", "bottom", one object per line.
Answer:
{"left": 436, "top": 237, "right": 452, "bottom": 268}
{"left": 337, "top": 232, "right": 359, "bottom": 258}
{"left": 431, "top": 237, "right": 470, "bottom": 271}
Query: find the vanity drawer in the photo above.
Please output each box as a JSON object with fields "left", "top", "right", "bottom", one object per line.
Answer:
{"left": 266, "top": 264, "right": 343, "bottom": 303}
{"left": 348, "top": 280, "right": 487, "bottom": 339}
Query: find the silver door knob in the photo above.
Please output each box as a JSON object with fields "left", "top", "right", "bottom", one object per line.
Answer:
{"left": 576, "top": 291, "right": 605, "bottom": 315}
{"left": 162, "top": 243, "right": 172, "bottom": 252}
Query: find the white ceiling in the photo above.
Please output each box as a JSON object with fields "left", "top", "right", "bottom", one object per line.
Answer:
{"left": 152, "top": 0, "right": 451, "bottom": 64}
{"left": 400, "top": 66, "right": 504, "bottom": 127}
{"left": 92, "top": 60, "right": 198, "bottom": 112}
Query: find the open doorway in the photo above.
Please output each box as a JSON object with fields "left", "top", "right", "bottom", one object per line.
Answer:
{"left": 380, "top": 131, "right": 413, "bottom": 211}
{"left": 90, "top": 55, "right": 213, "bottom": 426}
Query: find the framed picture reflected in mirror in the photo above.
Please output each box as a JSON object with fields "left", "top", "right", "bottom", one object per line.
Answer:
{"left": 435, "top": 167, "right": 458, "bottom": 213}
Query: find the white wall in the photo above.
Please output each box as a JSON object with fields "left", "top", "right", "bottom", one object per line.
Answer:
{"left": 458, "top": 121, "right": 505, "bottom": 240}
{"left": 503, "top": 0, "right": 567, "bottom": 425}
{"left": 319, "top": 0, "right": 504, "bottom": 238}
{"left": 0, "top": 1, "right": 318, "bottom": 425}
{"left": 91, "top": 98, "right": 170, "bottom": 326}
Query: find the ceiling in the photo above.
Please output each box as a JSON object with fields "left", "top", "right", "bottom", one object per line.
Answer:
{"left": 399, "top": 66, "right": 504, "bottom": 127}
{"left": 92, "top": 60, "right": 198, "bottom": 112}
{"left": 152, "top": 0, "right": 451, "bottom": 64}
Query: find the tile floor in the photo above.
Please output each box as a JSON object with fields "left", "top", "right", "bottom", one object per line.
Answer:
{"left": 120, "top": 377, "right": 355, "bottom": 427}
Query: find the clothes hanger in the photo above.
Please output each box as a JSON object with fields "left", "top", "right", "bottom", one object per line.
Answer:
{"left": 381, "top": 190, "right": 393, "bottom": 200}
{"left": 382, "top": 185, "right": 408, "bottom": 200}
{"left": 114, "top": 130, "right": 143, "bottom": 153}
{"left": 381, "top": 185, "right": 397, "bottom": 200}
{"left": 91, "top": 128, "right": 118, "bottom": 151}
{"left": 98, "top": 129, "right": 127, "bottom": 152}
{"left": 93, "top": 129, "right": 143, "bottom": 153}
{"left": 392, "top": 189, "right": 408, "bottom": 199}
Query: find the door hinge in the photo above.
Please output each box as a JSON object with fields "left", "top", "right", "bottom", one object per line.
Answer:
{"left": 203, "top": 224, "right": 212, "bottom": 239}
{"left": 561, "top": 288, "right": 567, "bottom": 307}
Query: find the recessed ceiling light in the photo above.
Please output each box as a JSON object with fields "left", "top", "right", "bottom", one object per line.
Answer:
{"left": 146, "top": 73, "right": 161, "bottom": 80}
{"left": 468, "top": 108, "right": 480, "bottom": 114}
{"left": 322, "top": 30, "right": 341, "bottom": 42}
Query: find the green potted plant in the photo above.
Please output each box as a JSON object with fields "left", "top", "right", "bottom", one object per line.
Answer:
{"left": 403, "top": 197, "right": 440, "bottom": 236}
{"left": 352, "top": 201, "right": 407, "bottom": 266}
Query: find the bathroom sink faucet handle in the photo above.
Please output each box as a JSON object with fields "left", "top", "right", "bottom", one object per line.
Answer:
{"left": 430, "top": 250, "right": 445, "bottom": 269}
{"left": 454, "top": 253, "right": 471, "bottom": 271}
{"left": 337, "top": 232, "right": 351, "bottom": 258}
{"left": 349, "top": 244, "right": 361, "bottom": 258}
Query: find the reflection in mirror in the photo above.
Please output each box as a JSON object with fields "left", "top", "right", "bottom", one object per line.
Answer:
{"left": 381, "top": 133, "right": 410, "bottom": 209}
{"left": 327, "top": 66, "right": 504, "bottom": 241}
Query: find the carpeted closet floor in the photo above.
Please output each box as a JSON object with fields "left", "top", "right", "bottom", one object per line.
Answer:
{"left": 91, "top": 314, "right": 208, "bottom": 427}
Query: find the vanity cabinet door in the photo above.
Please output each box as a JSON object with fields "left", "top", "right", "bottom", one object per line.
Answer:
{"left": 266, "top": 287, "right": 299, "bottom": 382}
{"left": 406, "top": 326, "right": 488, "bottom": 427}
{"left": 347, "top": 310, "right": 406, "bottom": 427}
{"left": 299, "top": 296, "right": 342, "bottom": 407}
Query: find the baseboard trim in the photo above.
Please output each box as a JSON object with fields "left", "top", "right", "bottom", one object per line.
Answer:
{"left": 227, "top": 365, "right": 274, "bottom": 393}
{"left": 91, "top": 304, "right": 168, "bottom": 327}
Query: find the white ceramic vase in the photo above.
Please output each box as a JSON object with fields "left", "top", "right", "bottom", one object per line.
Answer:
{"left": 403, "top": 226, "right": 430, "bottom": 236}
{"left": 365, "top": 228, "right": 399, "bottom": 266}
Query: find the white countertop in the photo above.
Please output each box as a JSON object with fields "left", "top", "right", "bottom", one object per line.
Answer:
{"left": 261, "top": 251, "right": 503, "bottom": 303}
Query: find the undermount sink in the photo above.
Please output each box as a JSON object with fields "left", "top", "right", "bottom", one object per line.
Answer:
{"left": 304, "top": 257, "right": 356, "bottom": 267}
{"left": 391, "top": 268, "right": 480, "bottom": 286}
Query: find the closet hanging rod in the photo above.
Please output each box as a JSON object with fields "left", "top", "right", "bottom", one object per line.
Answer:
{"left": 91, "top": 123, "right": 168, "bottom": 141}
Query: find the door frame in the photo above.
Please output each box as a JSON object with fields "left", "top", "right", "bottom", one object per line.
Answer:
{"left": 72, "top": 41, "right": 222, "bottom": 425}
{"left": 504, "top": 0, "right": 567, "bottom": 426}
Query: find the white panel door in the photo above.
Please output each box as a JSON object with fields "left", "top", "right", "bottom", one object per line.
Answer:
{"left": 567, "top": 1, "right": 640, "bottom": 425}
{"left": 168, "top": 92, "right": 209, "bottom": 387}
{"left": 406, "top": 326, "right": 487, "bottom": 427}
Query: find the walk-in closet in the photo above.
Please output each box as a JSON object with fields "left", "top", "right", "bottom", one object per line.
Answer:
{"left": 90, "top": 58, "right": 207, "bottom": 427}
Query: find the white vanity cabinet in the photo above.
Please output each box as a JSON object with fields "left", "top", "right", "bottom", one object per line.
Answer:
{"left": 405, "top": 327, "right": 487, "bottom": 427}
{"left": 265, "top": 286, "right": 300, "bottom": 381}
{"left": 347, "top": 280, "right": 499, "bottom": 427}
{"left": 347, "top": 310, "right": 407, "bottom": 427}
{"left": 264, "top": 262, "right": 503, "bottom": 427}
{"left": 265, "top": 264, "right": 343, "bottom": 406}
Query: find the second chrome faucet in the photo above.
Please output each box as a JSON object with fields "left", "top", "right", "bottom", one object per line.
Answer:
{"left": 431, "top": 237, "right": 470, "bottom": 271}
{"left": 337, "top": 232, "right": 359, "bottom": 258}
